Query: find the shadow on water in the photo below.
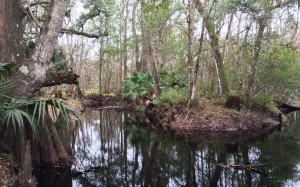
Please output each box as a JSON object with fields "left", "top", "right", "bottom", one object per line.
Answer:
{"left": 34, "top": 110, "right": 300, "bottom": 187}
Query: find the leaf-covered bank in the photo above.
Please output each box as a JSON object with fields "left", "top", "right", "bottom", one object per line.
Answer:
{"left": 81, "top": 94, "right": 283, "bottom": 142}
{"left": 144, "top": 99, "right": 282, "bottom": 142}
{"left": 0, "top": 153, "right": 36, "bottom": 186}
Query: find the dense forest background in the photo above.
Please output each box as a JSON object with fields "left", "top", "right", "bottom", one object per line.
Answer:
{"left": 0, "top": 1, "right": 300, "bottom": 183}
{"left": 31, "top": 0, "right": 299, "bottom": 102}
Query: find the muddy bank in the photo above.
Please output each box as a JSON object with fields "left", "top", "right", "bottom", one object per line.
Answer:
{"left": 82, "top": 94, "right": 133, "bottom": 110}
{"left": 133, "top": 100, "right": 282, "bottom": 142}
{"left": 81, "top": 95, "right": 282, "bottom": 142}
{"left": 0, "top": 153, "right": 36, "bottom": 186}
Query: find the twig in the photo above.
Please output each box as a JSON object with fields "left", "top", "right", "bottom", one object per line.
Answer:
{"left": 91, "top": 106, "right": 131, "bottom": 110}
{"left": 217, "top": 163, "right": 268, "bottom": 169}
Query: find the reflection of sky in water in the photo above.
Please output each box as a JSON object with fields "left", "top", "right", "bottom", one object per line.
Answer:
{"left": 70, "top": 110, "right": 300, "bottom": 187}
{"left": 284, "top": 163, "right": 300, "bottom": 187}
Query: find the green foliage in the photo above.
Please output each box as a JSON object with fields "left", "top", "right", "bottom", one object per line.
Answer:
{"left": 159, "top": 70, "right": 186, "bottom": 90}
{"left": 156, "top": 88, "right": 187, "bottom": 108}
{"left": 124, "top": 119, "right": 154, "bottom": 145}
{"left": 141, "top": 0, "right": 182, "bottom": 33}
{"left": 3, "top": 99, "right": 36, "bottom": 139}
{"left": 0, "top": 63, "right": 17, "bottom": 80}
{"left": 0, "top": 63, "right": 78, "bottom": 140}
{"left": 50, "top": 48, "right": 69, "bottom": 73}
{"left": 22, "top": 40, "right": 36, "bottom": 58}
{"left": 258, "top": 45, "right": 300, "bottom": 96}
{"left": 250, "top": 93, "right": 275, "bottom": 109}
{"left": 0, "top": 63, "right": 16, "bottom": 99}
{"left": 2, "top": 98, "right": 77, "bottom": 140}
{"left": 122, "top": 72, "right": 153, "bottom": 100}
{"left": 123, "top": 70, "right": 187, "bottom": 101}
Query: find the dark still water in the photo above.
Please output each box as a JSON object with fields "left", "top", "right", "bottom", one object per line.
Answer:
{"left": 35, "top": 110, "right": 300, "bottom": 187}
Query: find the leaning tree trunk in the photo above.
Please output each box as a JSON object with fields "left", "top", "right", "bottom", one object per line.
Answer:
{"left": 0, "top": 0, "right": 76, "bottom": 169}
{"left": 145, "top": 35, "right": 160, "bottom": 97}
{"left": 9, "top": 0, "right": 74, "bottom": 98}
{"left": 246, "top": 13, "right": 269, "bottom": 98}
{"left": 140, "top": 0, "right": 160, "bottom": 97}
{"left": 194, "top": 0, "right": 229, "bottom": 96}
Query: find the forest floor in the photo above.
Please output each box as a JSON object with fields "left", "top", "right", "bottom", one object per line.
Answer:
{"left": 0, "top": 152, "right": 36, "bottom": 186}
{"left": 82, "top": 94, "right": 282, "bottom": 142}
{"left": 145, "top": 99, "right": 281, "bottom": 142}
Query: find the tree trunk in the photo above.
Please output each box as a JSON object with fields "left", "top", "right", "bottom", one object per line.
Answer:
{"left": 99, "top": 37, "right": 104, "bottom": 94}
{"left": 0, "top": 0, "right": 25, "bottom": 65}
{"left": 140, "top": 0, "right": 148, "bottom": 73}
{"left": 132, "top": 1, "right": 141, "bottom": 72}
{"left": 187, "top": 0, "right": 195, "bottom": 98}
{"left": 145, "top": 34, "right": 161, "bottom": 97}
{"left": 48, "top": 118, "right": 70, "bottom": 165}
{"left": 118, "top": 0, "right": 124, "bottom": 92}
{"left": 187, "top": 19, "right": 205, "bottom": 109}
{"left": 246, "top": 13, "right": 269, "bottom": 98}
{"left": 0, "top": 0, "right": 76, "bottom": 169}
{"left": 9, "top": 0, "right": 73, "bottom": 98}
{"left": 140, "top": 0, "right": 160, "bottom": 97}
{"left": 194, "top": 0, "right": 229, "bottom": 95}
{"left": 186, "top": 143, "right": 196, "bottom": 187}
{"left": 123, "top": 0, "right": 128, "bottom": 79}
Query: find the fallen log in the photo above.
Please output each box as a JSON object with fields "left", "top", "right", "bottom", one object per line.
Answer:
{"left": 276, "top": 100, "right": 300, "bottom": 114}
{"left": 43, "top": 71, "right": 80, "bottom": 87}
{"left": 72, "top": 166, "right": 106, "bottom": 177}
{"left": 91, "top": 105, "right": 131, "bottom": 110}
{"left": 217, "top": 163, "right": 268, "bottom": 176}
{"left": 217, "top": 163, "right": 267, "bottom": 169}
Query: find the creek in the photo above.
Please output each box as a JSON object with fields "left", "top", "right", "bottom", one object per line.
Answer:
{"left": 34, "top": 109, "right": 300, "bottom": 187}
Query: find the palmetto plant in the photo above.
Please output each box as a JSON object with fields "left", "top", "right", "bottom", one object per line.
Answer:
{"left": 122, "top": 72, "right": 153, "bottom": 100}
{"left": 0, "top": 62, "right": 77, "bottom": 140}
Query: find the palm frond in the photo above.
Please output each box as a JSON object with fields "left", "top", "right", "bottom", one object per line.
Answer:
{"left": 3, "top": 108, "right": 32, "bottom": 138}
{"left": 0, "top": 82, "right": 12, "bottom": 99}
{"left": 1, "top": 98, "right": 78, "bottom": 140}
{"left": 0, "top": 62, "right": 17, "bottom": 79}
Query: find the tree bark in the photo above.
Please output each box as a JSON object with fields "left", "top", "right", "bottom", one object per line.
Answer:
{"left": 99, "top": 37, "right": 104, "bottom": 94}
{"left": 194, "top": 0, "right": 229, "bottom": 95}
{"left": 140, "top": 0, "right": 148, "bottom": 73}
{"left": 187, "top": 0, "right": 195, "bottom": 98}
{"left": 146, "top": 35, "right": 161, "bottom": 97}
{"left": 123, "top": 0, "right": 129, "bottom": 79}
{"left": 132, "top": 1, "right": 141, "bottom": 72}
{"left": 186, "top": 143, "right": 196, "bottom": 187}
{"left": 140, "top": 0, "right": 160, "bottom": 96}
{"left": 9, "top": 0, "right": 72, "bottom": 98}
{"left": 246, "top": 13, "right": 269, "bottom": 97}
{"left": 0, "top": 0, "right": 25, "bottom": 65}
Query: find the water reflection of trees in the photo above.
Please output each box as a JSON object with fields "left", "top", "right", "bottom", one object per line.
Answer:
{"left": 71, "top": 110, "right": 300, "bottom": 187}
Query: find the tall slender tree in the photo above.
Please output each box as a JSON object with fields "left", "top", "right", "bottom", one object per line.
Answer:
{"left": 193, "top": 0, "right": 229, "bottom": 95}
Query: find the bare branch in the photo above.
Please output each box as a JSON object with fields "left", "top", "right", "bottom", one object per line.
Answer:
{"left": 60, "top": 29, "right": 108, "bottom": 39}
{"left": 24, "top": 7, "right": 42, "bottom": 28}
{"left": 271, "top": 0, "right": 298, "bottom": 10}
{"left": 29, "top": 1, "right": 50, "bottom": 7}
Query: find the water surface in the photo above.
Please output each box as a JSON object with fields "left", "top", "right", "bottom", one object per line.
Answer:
{"left": 36, "top": 110, "right": 300, "bottom": 187}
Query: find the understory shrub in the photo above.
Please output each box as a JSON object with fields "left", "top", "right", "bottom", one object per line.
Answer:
{"left": 122, "top": 72, "right": 153, "bottom": 100}
{"left": 159, "top": 70, "right": 186, "bottom": 90}
{"left": 250, "top": 93, "right": 275, "bottom": 109}
{"left": 156, "top": 88, "right": 187, "bottom": 108}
